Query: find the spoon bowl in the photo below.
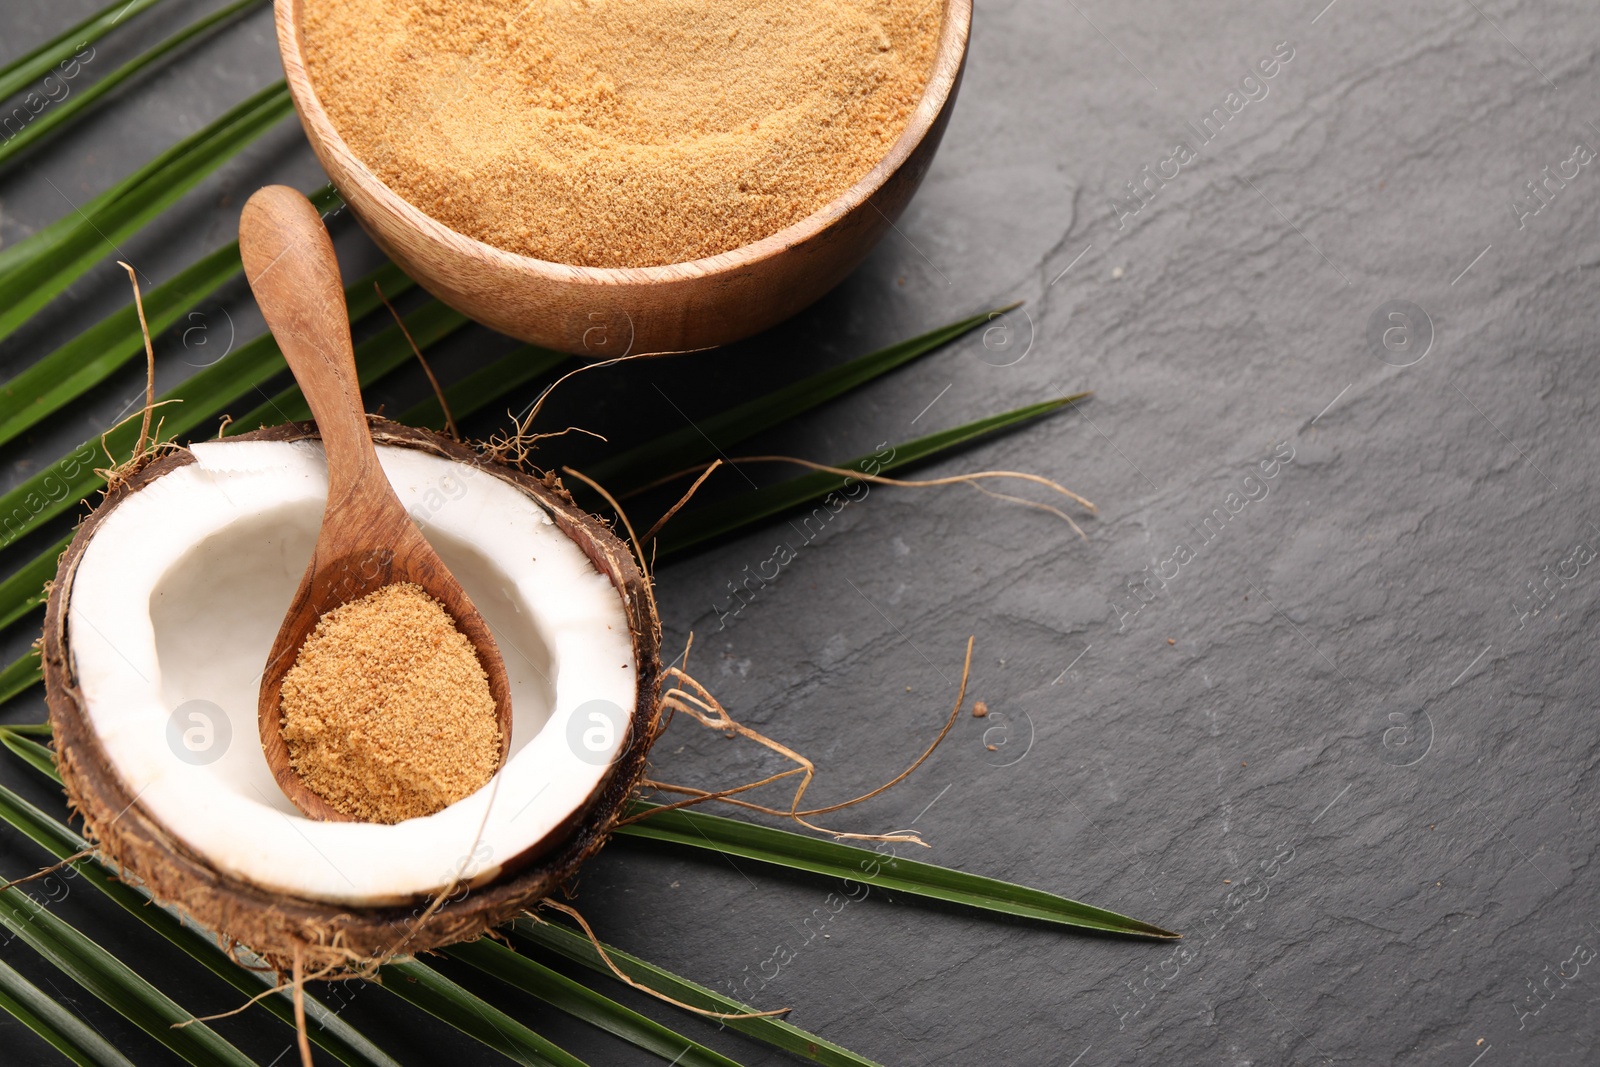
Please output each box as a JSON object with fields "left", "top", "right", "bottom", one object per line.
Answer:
{"left": 239, "top": 184, "right": 513, "bottom": 822}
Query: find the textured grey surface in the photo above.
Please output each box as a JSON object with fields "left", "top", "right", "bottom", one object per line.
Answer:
{"left": 2, "top": 0, "right": 1598, "bottom": 1064}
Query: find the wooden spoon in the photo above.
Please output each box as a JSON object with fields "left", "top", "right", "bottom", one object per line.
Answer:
{"left": 240, "top": 185, "right": 512, "bottom": 822}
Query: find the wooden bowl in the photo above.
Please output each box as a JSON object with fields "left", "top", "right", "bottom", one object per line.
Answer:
{"left": 274, "top": 0, "right": 972, "bottom": 356}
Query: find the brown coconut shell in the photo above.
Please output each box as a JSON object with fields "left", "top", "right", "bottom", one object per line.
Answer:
{"left": 41, "top": 419, "right": 661, "bottom": 977}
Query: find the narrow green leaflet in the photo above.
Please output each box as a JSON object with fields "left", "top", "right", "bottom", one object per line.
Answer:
{"left": 0, "top": 649, "right": 41, "bottom": 706}
{"left": 400, "top": 345, "right": 571, "bottom": 430}
{"left": 512, "top": 919, "right": 884, "bottom": 1067}
{"left": 379, "top": 958, "right": 590, "bottom": 1067}
{"left": 652, "top": 394, "right": 1088, "bottom": 555}
{"left": 0, "top": 242, "right": 238, "bottom": 447}
{"left": 0, "top": 736, "right": 730, "bottom": 1067}
{"left": 0, "top": 82, "right": 294, "bottom": 341}
{"left": 0, "top": 187, "right": 339, "bottom": 450}
{"left": 0, "top": 730, "right": 57, "bottom": 781}
{"left": 227, "top": 301, "right": 470, "bottom": 431}
{"left": 0, "top": 955, "right": 135, "bottom": 1067}
{"left": 0, "top": 0, "right": 267, "bottom": 170}
{"left": 617, "top": 801, "right": 1178, "bottom": 939}
{"left": 586, "top": 307, "right": 1012, "bottom": 493}
{"left": 0, "top": 0, "right": 169, "bottom": 101}
{"left": 0, "top": 79, "right": 285, "bottom": 280}
{"left": 0, "top": 260, "right": 412, "bottom": 560}
{"left": 0, "top": 768, "right": 402, "bottom": 1067}
{"left": 447, "top": 938, "right": 743, "bottom": 1067}
{"left": 0, "top": 534, "right": 66, "bottom": 631}
{"left": 0, "top": 883, "right": 255, "bottom": 1067}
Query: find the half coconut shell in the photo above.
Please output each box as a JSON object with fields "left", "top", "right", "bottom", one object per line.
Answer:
{"left": 41, "top": 420, "right": 661, "bottom": 975}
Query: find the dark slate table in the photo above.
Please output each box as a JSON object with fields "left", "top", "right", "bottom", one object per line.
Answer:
{"left": 3, "top": 1, "right": 1596, "bottom": 1064}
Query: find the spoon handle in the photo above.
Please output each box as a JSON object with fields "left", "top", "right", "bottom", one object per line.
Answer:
{"left": 239, "top": 185, "right": 386, "bottom": 529}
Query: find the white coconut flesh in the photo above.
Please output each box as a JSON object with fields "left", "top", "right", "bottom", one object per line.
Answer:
{"left": 64, "top": 438, "right": 636, "bottom": 907}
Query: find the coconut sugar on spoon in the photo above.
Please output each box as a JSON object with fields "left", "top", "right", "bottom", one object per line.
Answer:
{"left": 279, "top": 583, "right": 499, "bottom": 824}
{"left": 299, "top": 0, "right": 940, "bottom": 268}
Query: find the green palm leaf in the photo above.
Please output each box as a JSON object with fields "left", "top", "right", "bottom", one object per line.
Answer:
{"left": 227, "top": 301, "right": 470, "bottom": 431}
{"left": 0, "top": 729, "right": 56, "bottom": 780}
{"left": 0, "top": 736, "right": 1173, "bottom": 941}
{"left": 0, "top": 79, "right": 283, "bottom": 281}
{"left": 0, "top": 730, "right": 593, "bottom": 1066}
{"left": 617, "top": 801, "right": 1177, "bottom": 939}
{"left": 586, "top": 306, "right": 1011, "bottom": 492}
{"left": 0, "top": 955, "right": 136, "bottom": 1067}
{"left": 0, "top": 881, "right": 255, "bottom": 1066}
{"left": 0, "top": 259, "right": 411, "bottom": 560}
{"left": 0, "top": 186, "right": 339, "bottom": 450}
{"left": 0, "top": 0, "right": 169, "bottom": 101}
{"left": 0, "top": 731, "right": 664, "bottom": 1067}
{"left": 0, "top": 649, "right": 41, "bottom": 705}
{"left": 652, "top": 393, "right": 1088, "bottom": 555}
{"left": 0, "top": 537, "right": 64, "bottom": 631}
{"left": 0, "top": 0, "right": 266, "bottom": 170}
{"left": 0, "top": 241, "right": 238, "bottom": 447}
{"left": 0, "top": 766, "right": 402, "bottom": 1067}
{"left": 378, "top": 958, "right": 590, "bottom": 1067}
{"left": 400, "top": 344, "right": 571, "bottom": 430}
{"left": 513, "top": 918, "right": 883, "bottom": 1067}
{"left": 448, "top": 938, "right": 742, "bottom": 1067}
{"left": 0, "top": 81, "right": 293, "bottom": 342}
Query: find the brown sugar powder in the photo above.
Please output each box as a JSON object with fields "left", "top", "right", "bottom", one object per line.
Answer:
{"left": 280, "top": 582, "right": 500, "bottom": 824}
{"left": 299, "top": 0, "right": 942, "bottom": 267}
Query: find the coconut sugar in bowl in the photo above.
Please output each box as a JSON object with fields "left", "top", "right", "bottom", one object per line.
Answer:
{"left": 274, "top": 0, "right": 972, "bottom": 355}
